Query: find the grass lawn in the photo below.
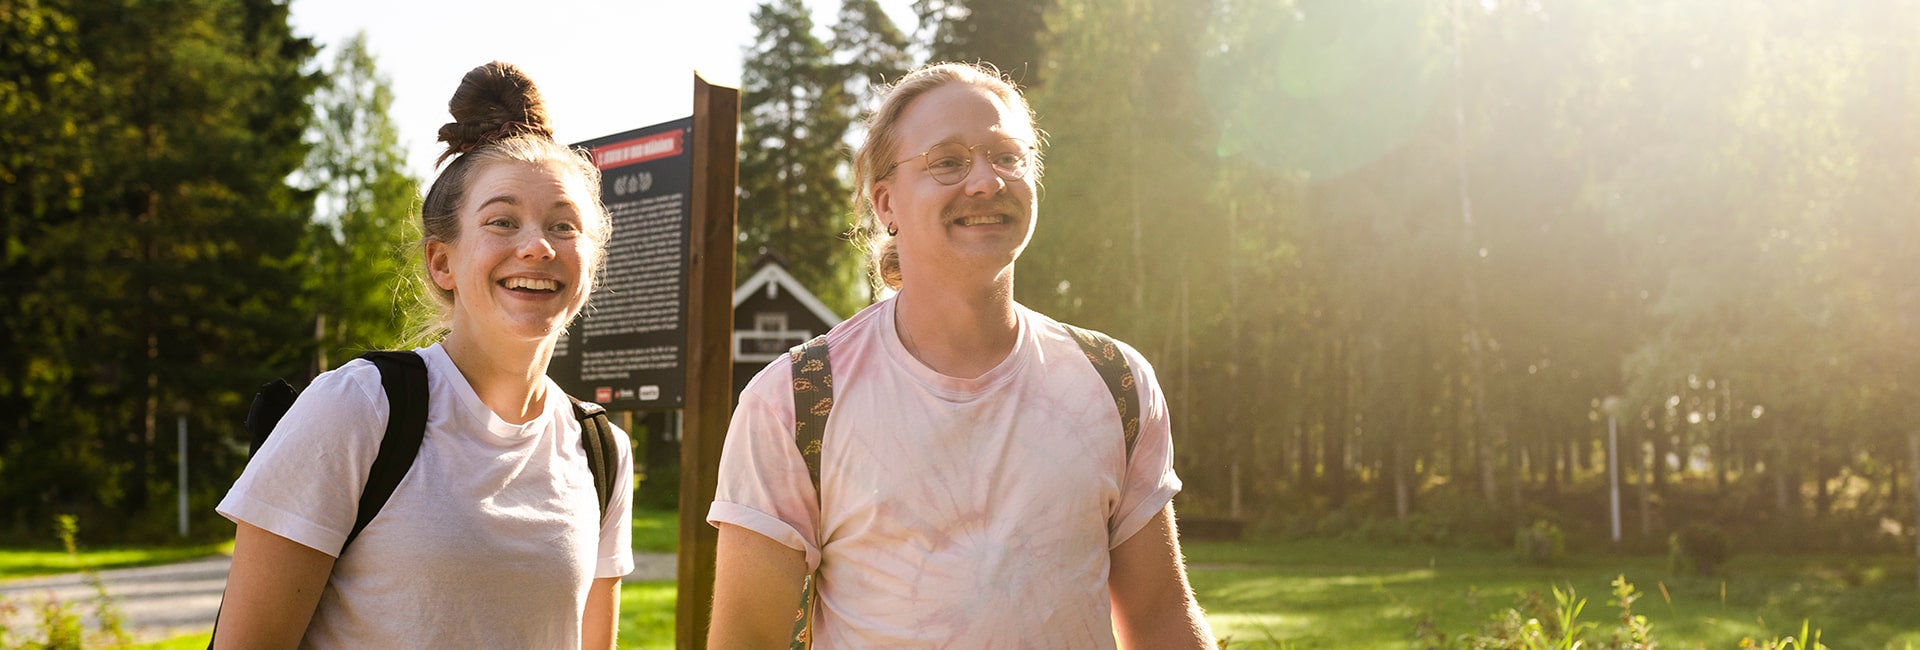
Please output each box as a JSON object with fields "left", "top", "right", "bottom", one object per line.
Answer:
{"left": 633, "top": 506, "right": 679, "bottom": 554}
{"left": 2, "top": 509, "right": 673, "bottom": 582}
{"left": 0, "top": 542, "right": 230, "bottom": 581}
{"left": 621, "top": 507, "right": 679, "bottom": 648}
{"left": 619, "top": 580, "right": 677, "bottom": 649}
{"left": 8, "top": 510, "right": 684, "bottom": 648}
{"left": 131, "top": 632, "right": 211, "bottom": 649}
{"left": 1186, "top": 538, "right": 1920, "bottom": 649}
{"left": 21, "top": 523, "right": 1920, "bottom": 649}
{"left": 120, "top": 583, "right": 679, "bottom": 649}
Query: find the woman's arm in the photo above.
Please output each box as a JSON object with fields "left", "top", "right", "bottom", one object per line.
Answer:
{"left": 1109, "top": 504, "right": 1216, "bottom": 649}
{"left": 709, "top": 523, "right": 810, "bottom": 649}
{"left": 211, "top": 521, "right": 335, "bottom": 649}
{"left": 582, "top": 576, "right": 621, "bottom": 649}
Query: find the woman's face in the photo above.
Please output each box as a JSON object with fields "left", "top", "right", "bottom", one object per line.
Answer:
{"left": 426, "top": 160, "right": 603, "bottom": 347}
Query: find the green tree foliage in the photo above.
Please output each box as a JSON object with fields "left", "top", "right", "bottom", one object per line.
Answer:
{"left": 739, "top": 0, "right": 863, "bottom": 315}
{"left": 0, "top": 0, "right": 99, "bottom": 503}
{"left": 912, "top": 0, "right": 1053, "bottom": 86}
{"left": 831, "top": 0, "right": 912, "bottom": 110}
{"left": 1010, "top": 0, "right": 1920, "bottom": 556}
{"left": 302, "top": 32, "right": 421, "bottom": 369}
{"left": 1019, "top": 0, "right": 1231, "bottom": 498}
{"left": 0, "top": 0, "right": 319, "bottom": 541}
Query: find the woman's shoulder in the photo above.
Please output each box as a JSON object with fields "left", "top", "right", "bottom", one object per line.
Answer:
{"left": 301, "top": 356, "right": 389, "bottom": 410}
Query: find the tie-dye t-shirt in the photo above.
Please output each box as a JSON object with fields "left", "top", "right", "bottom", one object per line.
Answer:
{"left": 709, "top": 298, "right": 1181, "bottom": 648}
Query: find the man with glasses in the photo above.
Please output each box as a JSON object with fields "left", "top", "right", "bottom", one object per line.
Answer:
{"left": 707, "top": 62, "right": 1216, "bottom": 648}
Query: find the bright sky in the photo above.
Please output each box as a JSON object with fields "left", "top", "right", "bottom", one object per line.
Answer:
{"left": 289, "top": 0, "right": 914, "bottom": 181}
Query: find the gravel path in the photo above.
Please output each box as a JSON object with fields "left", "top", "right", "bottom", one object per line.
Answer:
{"left": 0, "top": 552, "right": 678, "bottom": 643}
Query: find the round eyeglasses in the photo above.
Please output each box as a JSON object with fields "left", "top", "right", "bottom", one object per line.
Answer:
{"left": 882, "top": 138, "right": 1037, "bottom": 186}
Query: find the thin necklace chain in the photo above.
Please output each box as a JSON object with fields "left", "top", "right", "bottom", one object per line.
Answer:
{"left": 894, "top": 294, "right": 921, "bottom": 362}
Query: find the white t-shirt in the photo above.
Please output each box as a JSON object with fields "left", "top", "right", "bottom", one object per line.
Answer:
{"left": 709, "top": 298, "right": 1181, "bottom": 648}
{"left": 218, "top": 343, "right": 634, "bottom": 649}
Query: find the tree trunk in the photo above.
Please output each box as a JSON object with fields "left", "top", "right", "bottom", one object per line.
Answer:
{"left": 1570, "top": 429, "right": 1585, "bottom": 475}
{"left": 1325, "top": 337, "right": 1349, "bottom": 508}
{"left": 1774, "top": 448, "right": 1792, "bottom": 513}
{"left": 1772, "top": 418, "right": 1794, "bottom": 514}
{"left": 1717, "top": 383, "right": 1733, "bottom": 495}
{"left": 1447, "top": 373, "right": 1466, "bottom": 485}
{"left": 1127, "top": 64, "right": 1145, "bottom": 322}
{"left": 1908, "top": 431, "right": 1919, "bottom": 590}
{"left": 1547, "top": 438, "right": 1563, "bottom": 498}
{"left": 1293, "top": 418, "right": 1310, "bottom": 489}
{"left": 1815, "top": 433, "right": 1832, "bottom": 517}
{"left": 1651, "top": 425, "right": 1670, "bottom": 496}
{"left": 1639, "top": 435, "right": 1654, "bottom": 537}
{"left": 1508, "top": 432, "right": 1523, "bottom": 506}
{"left": 1393, "top": 440, "right": 1410, "bottom": 521}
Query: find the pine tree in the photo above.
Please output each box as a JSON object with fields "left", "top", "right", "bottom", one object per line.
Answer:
{"left": 0, "top": 0, "right": 320, "bottom": 538}
{"left": 912, "top": 0, "right": 1054, "bottom": 86}
{"left": 303, "top": 32, "right": 422, "bottom": 370}
{"left": 0, "top": 0, "right": 102, "bottom": 533}
{"left": 831, "top": 0, "right": 912, "bottom": 125}
{"left": 740, "top": 0, "right": 861, "bottom": 315}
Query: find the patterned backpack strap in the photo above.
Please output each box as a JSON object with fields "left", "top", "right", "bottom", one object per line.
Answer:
{"left": 1063, "top": 324, "right": 1141, "bottom": 460}
{"left": 787, "top": 334, "right": 832, "bottom": 650}
{"left": 789, "top": 575, "right": 817, "bottom": 650}
{"left": 790, "top": 334, "right": 834, "bottom": 500}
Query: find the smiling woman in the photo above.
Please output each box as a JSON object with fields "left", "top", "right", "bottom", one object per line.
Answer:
{"left": 209, "top": 62, "right": 636, "bottom": 649}
{"left": 428, "top": 156, "right": 603, "bottom": 352}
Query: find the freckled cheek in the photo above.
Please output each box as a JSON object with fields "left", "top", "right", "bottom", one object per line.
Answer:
{"left": 562, "top": 244, "right": 599, "bottom": 284}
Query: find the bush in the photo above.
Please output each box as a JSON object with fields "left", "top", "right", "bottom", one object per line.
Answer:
{"left": 0, "top": 515, "right": 130, "bottom": 649}
{"left": 635, "top": 463, "right": 681, "bottom": 511}
{"left": 1668, "top": 523, "right": 1731, "bottom": 576}
{"left": 1418, "top": 575, "right": 1830, "bottom": 650}
{"left": 1515, "top": 519, "right": 1567, "bottom": 565}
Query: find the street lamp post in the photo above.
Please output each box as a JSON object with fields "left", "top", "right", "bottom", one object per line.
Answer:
{"left": 178, "top": 415, "right": 189, "bottom": 538}
{"left": 173, "top": 399, "right": 191, "bottom": 539}
{"left": 1603, "top": 396, "right": 1623, "bottom": 551}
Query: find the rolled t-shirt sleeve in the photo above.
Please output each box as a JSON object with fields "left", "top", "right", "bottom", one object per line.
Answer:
{"left": 1107, "top": 345, "right": 1182, "bottom": 549}
{"left": 708, "top": 361, "right": 825, "bottom": 572}
{"left": 217, "top": 361, "right": 387, "bottom": 557}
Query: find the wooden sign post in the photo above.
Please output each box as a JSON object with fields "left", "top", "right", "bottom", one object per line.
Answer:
{"left": 676, "top": 72, "right": 738, "bottom": 649}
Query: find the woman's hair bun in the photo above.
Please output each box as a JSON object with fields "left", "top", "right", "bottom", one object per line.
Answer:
{"left": 435, "top": 61, "right": 556, "bottom": 166}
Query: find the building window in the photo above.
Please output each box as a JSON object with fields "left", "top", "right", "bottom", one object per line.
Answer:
{"left": 755, "top": 312, "right": 788, "bottom": 332}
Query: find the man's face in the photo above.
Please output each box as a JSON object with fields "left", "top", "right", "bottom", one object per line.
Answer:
{"left": 873, "top": 82, "right": 1040, "bottom": 283}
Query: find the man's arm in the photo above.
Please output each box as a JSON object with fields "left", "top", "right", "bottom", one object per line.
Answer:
{"left": 1110, "top": 504, "right": 1216, "bottom": 649}
{"left": 212, "top": 521, "right": 335, "bottom": 649}
{"left": 710, "top": 523, "right": 810, "bottom": 649}
{"left": 582, "top": 576, "right": 621, "bottom": 649}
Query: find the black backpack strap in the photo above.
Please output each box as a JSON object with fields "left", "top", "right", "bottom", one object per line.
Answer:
{"left": 1063, "top": 324, "right": 1141, "bottom": 461}
{"left": 787, "top": 334, "right": 832, "bottom": 650}
{"left": 244, "top": 379, "right": 298, "bottom": 456}
{"left": 569, "top": 397, "right": 618, "bottom": 521}
{"left": 347, "top": 351, "right": 428, "bottom": 549}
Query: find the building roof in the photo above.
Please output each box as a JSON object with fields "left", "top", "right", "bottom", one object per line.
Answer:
{"left": 733, "top": 262, "right": 843, "bottom": 328}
